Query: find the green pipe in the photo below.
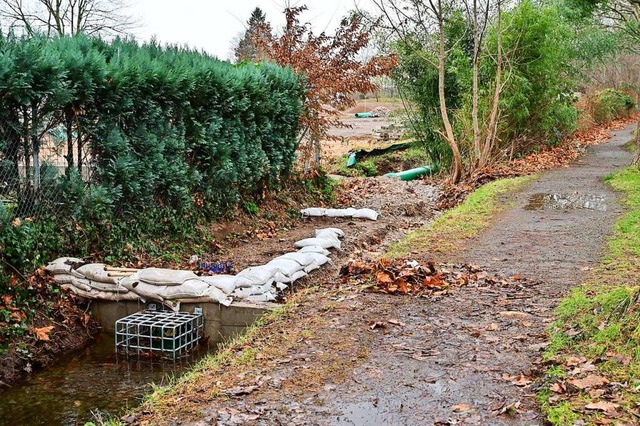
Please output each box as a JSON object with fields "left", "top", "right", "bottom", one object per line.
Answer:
{"left": 384, "top": 164, "right": 437, "bottom": 181}
{"left": 354, "top": 112, "right": 373, "bottom": 118}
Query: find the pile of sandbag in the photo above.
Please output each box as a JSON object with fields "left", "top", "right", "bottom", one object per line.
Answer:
{"left": 301, "top": 207, "right": 379, "bottom": 221}
{"left": 45, "top": 227, "right": 344, "bottom": 306}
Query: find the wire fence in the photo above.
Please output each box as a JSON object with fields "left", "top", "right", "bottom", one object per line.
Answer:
{"left": 0, "top": 121, "right": 94, "bottom": 220}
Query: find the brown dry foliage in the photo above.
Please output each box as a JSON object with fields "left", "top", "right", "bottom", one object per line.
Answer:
{"left": 255, "top": 6, "right": 397, "bottom": 165}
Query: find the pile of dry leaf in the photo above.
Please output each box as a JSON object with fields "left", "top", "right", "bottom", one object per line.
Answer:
{"left": 339, "top": 258, "right": 515, "bottom": 296}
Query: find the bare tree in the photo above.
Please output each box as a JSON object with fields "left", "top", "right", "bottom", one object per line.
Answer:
{"left": 0, "top": 0, "right": 138, "bottom": 37}
{"left": 371, "top": 0, "right": 506, "bottom": 182}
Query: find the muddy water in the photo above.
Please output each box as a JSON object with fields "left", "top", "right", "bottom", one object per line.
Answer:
{"left": 0, "top": 333, "right": 211, "bottom": 425}
{"left": 524, "top": 192, "right": 608, "bottom": 211}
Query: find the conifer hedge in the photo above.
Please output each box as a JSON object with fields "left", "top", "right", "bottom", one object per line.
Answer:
{"left": 0, "top": 34, "right": 305, "bottom": 219}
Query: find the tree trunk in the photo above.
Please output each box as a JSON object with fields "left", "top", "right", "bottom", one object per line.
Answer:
{"left": 436, "top": 0, "right": 462, "bottom": 183}
{"left": 31, "top": 102, "right": 40, "bottom": 192}
{"left": 472, "top": 0, "right": 481, "bottom": 163}
{"left": 480, "top": 0, "right": 502, "bottom": 167}
{"left": 65, "top": 109, "right": 74, "bottom": 171}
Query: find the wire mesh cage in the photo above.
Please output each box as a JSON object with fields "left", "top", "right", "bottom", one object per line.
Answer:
{"left": 115, "top": 310, "right": 204, "bottom": 360}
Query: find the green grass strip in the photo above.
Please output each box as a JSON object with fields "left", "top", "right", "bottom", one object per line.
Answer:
{"left": 386, "top": 175, "right": 536, "bottom": 258}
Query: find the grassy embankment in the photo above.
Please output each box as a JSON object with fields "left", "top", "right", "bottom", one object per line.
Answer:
{"left": 539, "top": 165, "right": 640, "bottom": 425}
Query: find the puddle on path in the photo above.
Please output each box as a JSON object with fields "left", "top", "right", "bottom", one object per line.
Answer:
{"left": 524, "top": 193, "right": 607, "bottom": 212}
{"left": 0, "top": 333, "right": 212, "bottom": 426}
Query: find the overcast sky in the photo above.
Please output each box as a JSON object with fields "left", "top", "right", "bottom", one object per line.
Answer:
{"left": 130, "top": 1, "right": 368, "bottom": 61}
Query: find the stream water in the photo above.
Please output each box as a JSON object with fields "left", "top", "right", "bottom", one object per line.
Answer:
{"left": 0, "top": 333, "right": 211, "bottom": 425}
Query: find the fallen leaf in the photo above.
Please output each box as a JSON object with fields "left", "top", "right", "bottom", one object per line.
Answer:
{"left": 567, "top": 375, "right": 609, "bottom": 390}
{"left": 550, "top": 382, "right": 565, "bottom": 393}
{"left": 502, "top": 373, "right": 532, "bottom": 387}
{"left": 499, "top": 311, "right": 530, "bottom": 319}
{"left": 35, "top": 326, "right": 54, "bottom": 341}
{"left": 452, "top": 404, "right": 471, "bottom": 412}
{"left": 487, "top": 323, "right": 499, "bottom": 331}
{"left": 388, "top": 319, "right": 406, "bottom": 327}
{"left": 584, "top": 401, "right": 619, "bottom": 413}
{"left": 369, "top": 321, "right": 386, "bottom": 330}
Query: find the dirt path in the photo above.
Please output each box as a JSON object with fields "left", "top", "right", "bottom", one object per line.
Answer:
{"left": 289, "top": 125, "right": 635, "bottom": 425}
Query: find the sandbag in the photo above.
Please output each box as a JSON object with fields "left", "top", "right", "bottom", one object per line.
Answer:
{"left": 120, "top": 280, "right": 164, "bottom": 302}
{"left": 289, "top": 270, "right": 308, "bottom": 282}
{"left": 45, "top": 257, "right": 85, "bottom": 278}
{"left": 198, "top": 275, "right": 237, "bottom": 294}
{"left": 70, "top": 277, "right": 93, "bottom": 292}
{"left": 313, "top": 231, "right": 340, "bottom": 244}
{"left": 352, "top": 208, "right": 379, "bottom": 221}
{"left": 235, "top": 266, "right": 276, "bottom": 287}
{"left": 138, "top": 268, "right": 198, "bottom": 286}
{"left": 315, "top": 227, "right": 345, "bottom": 238}
{"left": 304, "top": 263, "right": 320, "bottom": 273}
{"left": 246, "top": 293, "right": 276, "bottom": 303}
{"left": 300, "top": 207, "right": 327, "bottom": 217}
{"left": 267, "top": 258, "right": 304, "bottom": 276}
{"left": 53, "top": 274, "right": 76, "bottom": 284}
{"left": 275, "top": 282, "right": 289, "bottom": 291}
{"left": 326, "top": 208, "right": 351, "bottom": 218}
{"left": 62, "top": 284, "right": 139, "bottom": 301}
{"left": 87, "top": 280, "right": 129, "bottom": 294}
{"left": 299, "top": 246, "right": 331, "bottom": 256}
{"left": 232, "top": 287, "right": 253, "bottom": 299}
{"left": 250, "top": 282, "right": 275, "bottom": 295}
{"left": 305, "top": 253, "right": 330, "bottom": 267}
{"left": 76, "top": 263, "right": 119, "bottom": 284}
{"left": 176, "top": 286, "right": 233, "bottom": 307}
{"left": 294, "top": 238, "right": 341, "bottom": 250}
{"left": 280, "top": 252, "right": 317, "bottom": 267}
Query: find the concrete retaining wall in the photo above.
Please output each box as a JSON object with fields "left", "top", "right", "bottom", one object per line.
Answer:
{"left": 90, "top": 300, "right": 277, "bottom": 345}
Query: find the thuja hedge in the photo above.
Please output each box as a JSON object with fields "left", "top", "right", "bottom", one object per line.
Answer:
{"left": 0, "top": 34, "right": 305, "bottom": 276}
{"left": 0, "top": 34, "right": 305, "bottom": 217}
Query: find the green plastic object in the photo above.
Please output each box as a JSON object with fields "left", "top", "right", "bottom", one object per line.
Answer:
{"left": 347, "top": 152, "right": 357, "bottom": 167}
{"left": 354, "top": 112, "right": 373, "bottom": 118}
{"left": 384, "top": 165, "right": 437, "bottom": 181}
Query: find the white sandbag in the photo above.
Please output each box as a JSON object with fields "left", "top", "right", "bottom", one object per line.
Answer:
{"left": 246, "top": 293, "right": 277, "bottom": 303}
{"left": 87, "top": 280, "right": 129, "bottom": 293}
{"left": 315, "top": 227, "right": 345, "bottom": 238}
{"left": 326, "top": 208, "right": 352, "bottom": 218}
{"left": 314, "top": 231, "right": 341, "bottom": 244}
{"left": 120, "top": 280, "right": 164, "bottom": 301}
{"left": 289, "top": 270, "right": 308, "bottom": 282}
{"left": 275, "top": 282, "right": 289, "bottom": 291}
{"left": 45, "top": 257, "right": 85, "bottom": 278}
{"left": 352, "top": 208, "right": 379, "bottom": 221}
{"left": 267, "top": 258, "right": 304, "bottom": 276}
{"left": 198, "top": 275, "right": 237, "bottom": 294}
{"left": 280, "top": 252, "right": 317, "bottom": 267}
{"left": 232, "top": 287, "right": 253, "bottom": 299}
{"left": 235, "top": 266, "right": 276, "bottom": 287}
{"left": 299, "top": 246, "right": 331, "bottom": 256}
{"left": 76, "top": 263, "right": 119, "bottom": 284}
{"left": 70, "top": 277, "right": 93, "bottom": 292}
{"left": 304, "top": 263, "right": 320, "bottom": 273}
{"left": 305, "top": 252, "right": 330, "bottom": 266}
{"left": 300, "top": 207, "right": 327, "bottom": 217}
{"left": 250, "top": 282, "right": 275, "bottom": 295}
{"left": 178, "top": 287, "right": 233, "bottom": 306}
{"left": 294, "top": 238, "right": 341, "bottom": 250}
{"left": 138, "top": 268, "right": 198, "bottom": 286}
